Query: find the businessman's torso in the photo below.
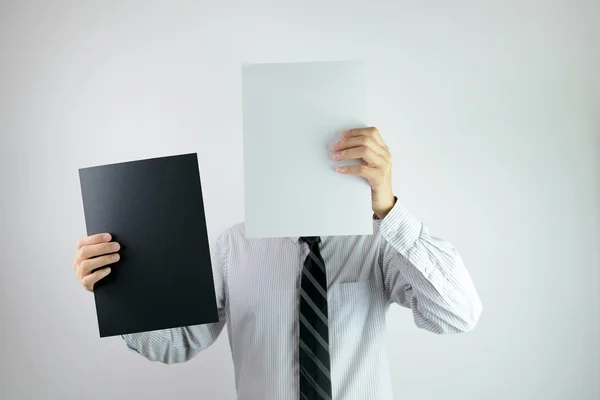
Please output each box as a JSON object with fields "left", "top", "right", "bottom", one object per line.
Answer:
{"left": 223, "top": 223, "right": 394, "bottom": 399}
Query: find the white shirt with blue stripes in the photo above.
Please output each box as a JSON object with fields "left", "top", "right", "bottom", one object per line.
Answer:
{"left": 122, "top": 198, "right": 483, "bottom": 399}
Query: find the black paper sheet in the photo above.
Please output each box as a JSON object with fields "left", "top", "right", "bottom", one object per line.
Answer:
{"left": 79, "top": 153, "right": 219, "bottom": 337}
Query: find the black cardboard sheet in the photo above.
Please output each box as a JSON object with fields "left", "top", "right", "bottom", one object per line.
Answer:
{"left": 79, "top": 153, "right": 218, "bottom": 337}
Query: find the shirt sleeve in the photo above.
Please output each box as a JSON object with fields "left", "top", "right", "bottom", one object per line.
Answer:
{"left": 120, "top": 229, "right": 229, "bottom": 363}
{"left": 375, "top": 197, "right": 482, "bottom": 334}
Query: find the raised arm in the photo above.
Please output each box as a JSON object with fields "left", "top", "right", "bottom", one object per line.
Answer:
{"left": 376, "top": 199, "right": 482, "bottom": 334}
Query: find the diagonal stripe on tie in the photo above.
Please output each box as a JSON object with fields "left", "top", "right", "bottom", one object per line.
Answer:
{"left": 299, "top": 371, "right": 319, "bottom": 399}
{"left": 300, "top": 339, "right": 331, "bottom": 378}
{"left": 307, "top": 250, "right": 327, "bottom": 275}
{"left": 302, "top": 267, "right": 327, "bottom": 297}
{"left": 300, "top": 365, "right": 332, "bottom": 400}
{"left": 301, "top": 273, "right": 327, "bottom": 315}
{"left": 299, "top": 297, "right": 329, "bottom": 344}
{"left": 300, "top": 290, "right": 328, "bottom": 325}
{"left": 299, "top": 314, "right": 329, "bottom": 349}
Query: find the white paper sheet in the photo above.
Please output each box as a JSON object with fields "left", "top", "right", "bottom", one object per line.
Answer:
{"left": 242, "top": 60, "right": 373, "bottom": 239}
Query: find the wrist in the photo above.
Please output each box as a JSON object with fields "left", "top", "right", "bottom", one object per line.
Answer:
{"left": 373, "top": 195, "right": 397, "bottom": 220}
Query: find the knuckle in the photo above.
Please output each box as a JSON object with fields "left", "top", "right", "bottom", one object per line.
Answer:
{"left": 360, "top": 135, "right": 369, "bottom": 144}
{"left": 79, "top": 259, "right": 90, "bottom": 272}
{"left": 82, "top": 275, "right": 95, "bottom": 291}
{"left": 77, "top": 246, "right": 87, "bottom": 260}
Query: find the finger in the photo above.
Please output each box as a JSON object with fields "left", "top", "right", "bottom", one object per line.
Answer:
{"left": 78, "top": 253, "right": 120, "bottom": 278}
{"left": 336, "top": 164, "right": 379, "bottom": 180}
{"left": 77, "top": 233, "right": 112, "bottom": 251}
{"left": 81, "top": 267, "right": 112, "bottom": 291}
{"left": 333, "top": 136, "right": 391, "bottom": 164}
{"left": 77, "top": 241, "right": 120, "bottom": 262}
{"left": 343, "top": 127, "right": 389, "bottom": 151}
{"left": 332, "top": 136, "right": 389, "bottom": 159}
{"left": 333, "top": 145, "right": 388, "bottom": 167}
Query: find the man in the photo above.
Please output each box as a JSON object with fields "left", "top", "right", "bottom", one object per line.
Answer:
{"left": 72, "top": 127, "right": 482, "bottom": 400}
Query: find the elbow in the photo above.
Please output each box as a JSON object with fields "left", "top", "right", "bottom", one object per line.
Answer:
{"left": 162, "top": 352, "right": 194, "bottom": 365}
{"left": 446, "top": 296, "right": 483, "bottom": 334}
{"left": 456, "top": 297, "right": 482, "bottom": 333}
{"left": 140, "top": 347, "right": 197, "bottom": 365}
{"left": 417, "top": 296, "right": 483, "bottom": 335}
{"left": 155, "top": 340, "right": 205, "bottom": 364}
{"left": 123, "top": 338, "right": 199, "bottom": 365}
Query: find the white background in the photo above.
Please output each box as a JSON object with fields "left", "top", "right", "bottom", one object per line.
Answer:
{"left": 1, "top": 1, "right": 598, "bottom": 399}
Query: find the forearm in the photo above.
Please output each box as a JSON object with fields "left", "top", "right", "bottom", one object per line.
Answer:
{"left": 385, "top": 247, "right": 482, "bottom": 333}
{"left": 378, "top": 199, "right": 482, "bottom": 333}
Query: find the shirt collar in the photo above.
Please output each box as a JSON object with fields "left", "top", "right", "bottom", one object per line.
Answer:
{"left": 289, "top": 213, "right": 383, "bottom": 243}
{"left": 289, "top": 236, "right": 328, "bottom": 243}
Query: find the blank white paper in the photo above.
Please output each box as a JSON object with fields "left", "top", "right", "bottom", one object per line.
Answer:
{"left": 242, "top": 60, "right": 373, "bottom": 239}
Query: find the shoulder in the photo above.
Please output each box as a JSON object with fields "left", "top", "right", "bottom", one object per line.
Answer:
{"left": 217, "top": 222, "right": 253, "bottom": 247}
{"left": 219, "top": 222, "right": 291, "bottom": 248}
{"left": 222, "top": 221, "right": 246, "bottom": 241}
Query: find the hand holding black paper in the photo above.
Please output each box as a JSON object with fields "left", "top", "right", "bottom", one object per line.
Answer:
{"left": 73, "top": 232, "right": 120, "bottom": 291}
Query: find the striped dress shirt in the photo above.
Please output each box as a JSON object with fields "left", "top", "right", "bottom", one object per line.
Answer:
{"left": 122, "top": 198, "right": 483, "bottom": 399}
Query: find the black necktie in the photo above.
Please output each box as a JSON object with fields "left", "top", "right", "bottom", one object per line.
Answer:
{"left": 299, "top": 236, "right": 332, "bottom": 400}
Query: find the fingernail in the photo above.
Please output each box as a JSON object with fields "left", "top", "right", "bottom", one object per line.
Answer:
{"left": 112, "top": 254, "right": 120, "bottom": 261}
{"left": 103, "top": 233, "right": 111, "bottom": 241}
{"left": 332, "top": 152, "right": 341, "bottom": 160}
{"left": 111, "top": 242, "right": 120, "bottom": 251}
{"left": 105, "top": 267, "right": 111, "bottom": 274}
{"left": 336, "top": 167, "right": 344, "bottom": 172}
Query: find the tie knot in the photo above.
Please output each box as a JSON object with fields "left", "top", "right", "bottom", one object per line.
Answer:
{"left": 300, "top": 236, "right": 321, "bottom": 245}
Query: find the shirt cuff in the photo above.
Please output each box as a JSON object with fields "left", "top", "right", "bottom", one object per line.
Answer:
{"left": 375, "top": 197, "right": 422, "bottom": 254}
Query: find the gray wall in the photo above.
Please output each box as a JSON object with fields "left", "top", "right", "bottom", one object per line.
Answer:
{"left": 1, "top": 0, "right": 598, "bottom": 399}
